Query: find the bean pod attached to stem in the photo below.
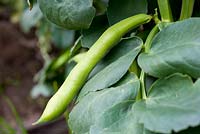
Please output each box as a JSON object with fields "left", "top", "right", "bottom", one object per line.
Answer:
{"left": 34, "top": 14, "right": 152, "bottom": 124}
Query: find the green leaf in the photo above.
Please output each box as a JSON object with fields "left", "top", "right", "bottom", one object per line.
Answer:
{"left": 93, "top": 0, "right": 109, "bottom": 15}
{"left": 133, "top": 74, "right": 200, "bottom": 133}
{"left": 68, "top": 74, "right": 140, "bottom": 134}
{"left": 90, "top": 101, "right": 156, "bottom": 134}
{"left": 77, "top": 37, "right": 142, "bottom": 100}
{"left": 20, "top": 4, "right": 43, "bottom": 33}
{"left": 107, "top": 0, "right": 147, "bottom": 25}
{"left": 138, "top": 18, "right": 200, "bottom": 78}
{"left": 145, "top": 75, "right": 156, "bottom": 92}
{"left": 38, "top": 0, "right": 96, "bottom": 29}
{"left": 81, "top": 15, "right": 109, "bottom": 48}
{"left": 113, "top": 72, "right": 138, "bottom": 87}
{"left": 31, "top": 83, "right": 54, "bottom": 98}
{"left": 51, "top": 25, "right": 75, "bottom": 49}
{"left": 88, "top": 37, "right": 142, "bottom": 79}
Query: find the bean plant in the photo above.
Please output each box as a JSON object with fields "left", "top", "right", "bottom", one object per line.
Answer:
{"left": 30, "top": 0, "right": 200, "bottom": 133}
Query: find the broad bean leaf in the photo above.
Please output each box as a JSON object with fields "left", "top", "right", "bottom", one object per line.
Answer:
{"left": 31, "top": 83, "right": 53, "bottom": 98}
{"left": 90, "top": 101, "right": 155, "bottom": 134}
{"left": 20, "top": 4, "right": 43, "bottom": 33}
{"left": 81, "top": 15, "right": 108, "bottom": 48}
{"left": 133, "top": 74, "right": 200, "bottom": 133}
{"left": 90, "top": 74, "right": 200, "bottom": 133}
{"left": 68, "top": 74, "right": 140, "bottom": 134}
{"left": 138, "top": 18, "right": 200, "bottom": 78}
{"left": 38, "top": 0, "right": 95, "bottom": 29}
{"left": 107, "top": 0, "right": 147, "bottom": 25}
{"left": 51, "top": 25, "right": 75, "bottom": 49}
{"left": 77, "top": 37, "right": 142, "bottom": 100}
{"left": 88, "top": 37, "right": 142, "bottom": 78}
{"left": 113, "top": 72, "right": 138, "bottom": 87}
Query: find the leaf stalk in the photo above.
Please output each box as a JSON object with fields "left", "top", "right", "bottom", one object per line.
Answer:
{"left": 157, "top": 0, "right": 173, "bottom": 22}
{"left": 136, "top": 25, "right": 159, "bottom": 100}
{"left": 179, "top": 0, "right": 195, "bottom": 20}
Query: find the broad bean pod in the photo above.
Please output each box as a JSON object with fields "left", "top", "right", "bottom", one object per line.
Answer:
{"left": 34, "top": 14, "right": 152, "bottom": 124}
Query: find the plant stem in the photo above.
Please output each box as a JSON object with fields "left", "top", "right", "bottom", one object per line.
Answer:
{"left": 136, "top": 25, "right": 159, "bottom": 101}
{"left": 157, "top": 0, "right": 173, "bottom": 22}
{"left": 179, "top": 0, "right": 195, "bottom": 20}
{"left": 145, "top": 25, "right": 159, "bottom": 52}
{"left": 140, "top": 71, "right": 147, "bottom": 99}
{"left": 153, "top": 9, "right": 161, "bottom": 24}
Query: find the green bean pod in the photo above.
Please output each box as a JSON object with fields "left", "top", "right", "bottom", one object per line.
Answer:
{"left": 34, "top": 14, "right": 152, "bottom": 124}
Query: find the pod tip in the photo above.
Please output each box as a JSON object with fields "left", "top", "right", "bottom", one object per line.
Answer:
{"left": 32, "top": 118, "right": 43, "bottom": 125}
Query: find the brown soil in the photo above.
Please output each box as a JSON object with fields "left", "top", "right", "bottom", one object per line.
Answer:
{"left": 0, "top": 18, "right": 44, "bottom": 131}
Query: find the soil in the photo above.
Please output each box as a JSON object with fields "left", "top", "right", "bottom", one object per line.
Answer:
{"left": 0, "top": 17, "right": 42, "bottom": 127}
{"left": 0, "top": 11, "right": 68, "bottom": 134}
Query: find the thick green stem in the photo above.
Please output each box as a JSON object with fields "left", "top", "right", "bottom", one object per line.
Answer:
{"left": 136, "top": 25, "right": 159, "bottom": 101}
{"left": 157, "top": 0, "right": 173, "bottom": 22}
{"left": 179, "top": 0, "right": 195, "bottom": 20}
{"left": 136, "top": 71, "right": 147, "bottom": 100}
{"left": 145, "top": 25, "right": 159, "bottom": 52}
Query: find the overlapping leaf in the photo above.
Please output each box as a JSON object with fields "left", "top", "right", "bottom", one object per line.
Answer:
{"left": 51, "top": 25, "right": 75, "bottom": 49}
{"left": 81, "top": 15, "right": 108, "bottom": 48}
{"left": 88, "top": 37, "right": 142, "bottom": 78}
{"left": 90, "top": 101, "right": 155, "bottom": 134}
{"left": 133, "top": 74, "right": 200, "bottom": 133}
{"left": 38, "top": 0, "right": 95, "bottom": 29}
{"left": 107, "top": 0, "right": 147, "bottom": 25}
{"left": 20, "top": 4, "right": 43, "bottom": 33}
{"left": 77, "top": 37, "right": 142, "bottom": 100}
{"left": 83, "top": 74, "right": 200, "bottom": 134}
{"left": 138, "top": 18, "right": 200, "bottom": 78}
{"left": 68, "top": 73, "right": 140, "bottom": 134}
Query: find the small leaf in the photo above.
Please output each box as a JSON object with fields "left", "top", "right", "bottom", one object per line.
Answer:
{"left": 20, "top": 4, "right": 43, "bottom": 33}
{"left": 133, "top": 74, "right": 200, "bottom": 133}
{"left": 68, "top": 75, "right": 140, "bottom": 134}
{"left": 88, "top": 37, "right": 142, "bottom": 78}
{"left": 51, "top": 25, "right": 75, "bottom": 49}
{"left": 113, "top": 72, "right": 138, "bottom": 87}
{"left": 90, "top": 101, "right": 156, "bottom": 134}
{"left": 81, "top": 15, "right": 109, "bottom": 48}
{"left": 38, "top": 0, "right": 96, "bottom": 29}
{"left": 31, "top": 83, "right": 54, "bottom": 98}
{"left": 107, "top": 0, "right": 147, "bottom": 25}
{"left": 138, "top": 18, "right": 200, "bottom": 78}
{"left": 77, "top": 37, "right": 142, "bottom": 100}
